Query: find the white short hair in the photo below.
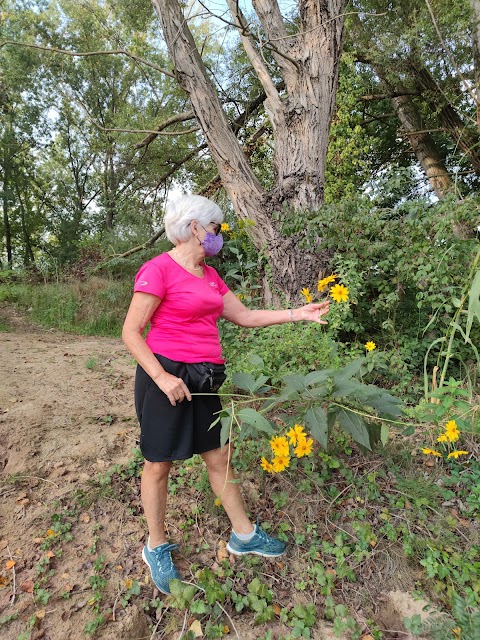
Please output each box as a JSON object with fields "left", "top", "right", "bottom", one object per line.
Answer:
{"left": 164, "top": 195, "right": 224, "bottom": 245}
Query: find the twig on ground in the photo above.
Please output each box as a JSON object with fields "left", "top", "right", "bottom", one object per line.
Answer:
{"left": 7, "top": 545, "right": 16, "bottom": 605}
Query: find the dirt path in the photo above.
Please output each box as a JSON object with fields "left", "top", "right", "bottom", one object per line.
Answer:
{"left": 0, "top": 307, "right": 433, "bottom": 640}
{"left": 0, "top": 306, "right": 145, "bottom": 639}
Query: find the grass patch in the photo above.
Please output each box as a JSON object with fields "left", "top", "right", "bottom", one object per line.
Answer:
{"left": 0, "top": 278, "right": 131, "bottom": 336}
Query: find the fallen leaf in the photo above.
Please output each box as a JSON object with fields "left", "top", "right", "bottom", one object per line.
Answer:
{"left": 0, "top": 576, "right": 10, "bottom": 588}
{"left": 34, "top": 609, "right": 46, "bottom": 620}
{"left": 17, "top": 498, "right": 30, "bottom": 506}
{"left": 61, "top": 573, "right": 70, "bottom": 580}
{"left": 79, "top": 513, "right": 91, "bottom": 524}
{"left": 33, "top": 538, "right": 44, "bottom": 544}
{"left": 64, "top": 584, "right": 74, "bottom": 593}
{"left": 5, "top": 560, "right": 16, "bottom": 570}
{"left": 188, "top": 620, "right": 203, "bottom": 637}
{"left": 216, "top": 548, "right": 228, "bottom": 562}
{"left": 46, "top": 551, "right": 55, "bottom": 559}
{"left": 273, "top": 603, "right": 282, "bottom": 616}
{"left": 116, "top": 565, "right": 123, "bottom": 572}
{"left": 361, "top": 636, "right": 374, "bottom": 640}
{"left": 21, "top": 580, "right": 35, "bottom": 593}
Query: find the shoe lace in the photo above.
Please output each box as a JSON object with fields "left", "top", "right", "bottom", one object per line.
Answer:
{"left": 254, "top": 527, "right": 276, "bottom": 549}
{"left": 152, "top": 543, "right": 178, "bottom": 571}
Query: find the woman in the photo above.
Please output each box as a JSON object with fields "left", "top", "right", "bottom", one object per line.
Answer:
{"left": 122, "top": 194, "right": 330, "bottom": 594}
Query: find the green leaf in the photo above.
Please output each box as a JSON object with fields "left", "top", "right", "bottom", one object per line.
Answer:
{"left": 220, "top": 416, "right": 231, "bottom": 448}
{"left": 380, "top": 424, "right": 389, "bottom": 446}
{"left": 282, "top": 374, "right": 307, "bottom": 391}
{"left": 237, "top": 408, "right": 274, "bottom": 434}
{"left": 333, "top": 358, "right": 366, "bottom": 383}
{"left": 305, "top": 406, "right": 328, "bottom": 449}
{"left": 190, "top": 599, "right": 208, "bottom": 614}
{"left": 366, "top": 391, "right": 404, "bottom": 418}
{"left": 337, "top": 409, "right": 371, "bottom": 450}
{"left": 465, "top": 269, "right": 480, "bottom": 340}
{"left": 304, "top": 369, "right": 334, "bottom": 386}
{"left": 332, "top": 377, "right": 371, "bottom": 399}
{"left": 231, "top": 372, "right": 256, "bottom": 392}
{"left": 248, "top": 354, "right": 264, "bottom": 367}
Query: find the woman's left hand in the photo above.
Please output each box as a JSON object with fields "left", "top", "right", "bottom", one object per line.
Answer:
{"left": 293, "top": 300, "right": 330, "bottom": 324}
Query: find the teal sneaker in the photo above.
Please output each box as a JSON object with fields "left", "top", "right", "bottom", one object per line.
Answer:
{"left": 142, "top": 542, "right": 181, "bottom": 594}
{"left": 226, "top": 524, "right": 286, "bottom": 557}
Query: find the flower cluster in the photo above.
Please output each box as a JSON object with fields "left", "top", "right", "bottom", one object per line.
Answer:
{"left": 300, "top": 274, "right": 349, "bottom": 304}
{"left": 422, "top": 420, "right": 469, "bottom": 460}
{"left": 261, "top": 424, "right": 314, "bottom": 473}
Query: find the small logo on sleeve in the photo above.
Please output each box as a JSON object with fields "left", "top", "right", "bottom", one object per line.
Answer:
{"left": 138, "top": 280, "right": 149, "bottom": 286}
{"left": 209, "top": 282, "right": 219, "bottom": 289}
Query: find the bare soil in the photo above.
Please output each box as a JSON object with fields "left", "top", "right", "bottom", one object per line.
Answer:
{"left": 0, "top": 306, "right": 435, "bottom": 640}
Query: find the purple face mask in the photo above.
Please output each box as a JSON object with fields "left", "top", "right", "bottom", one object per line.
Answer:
{"left": 200, "top": 230, "right": 224, "bottom": 257}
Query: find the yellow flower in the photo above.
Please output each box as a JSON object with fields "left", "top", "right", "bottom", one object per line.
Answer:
{"left": 317, "top": 274, "right": 338, "bottom": 292}
{"left": 421, "top": 448, "right": 442, "bottom": 457}
{"left": 294, "top": 438, "right": 314, "bottom": 458}
{"left": 260, "top": 457, "right": 275, "bottom": 473}
{"left": 365, "top": 341, "right": 376, "bottom": 351}
{"left": 272, "top": 454, "right": 291, "bottom": 472}
{"left": 270, "top": 436, "right": 290, "bottom": 457}
{"left": 125, "top": 578, "right": 133, "bottom": 589}
{"left": 293, "top": 424, "right": 306, "bottom": 439}
{"left": 452, "top": 627, "right": 461, "bottom": 637}
{"left": 445, "top": 429, "right": 460, "bottom": 443}
{"left": 329, "top": 284, "right": 349, "bottom": 303}
{"left": 445, "top": 420, "right": 458, "bottom": 432}
{"left": 300, "top": 287, "right": 313, "bottom": 303}
{"left": 214, "top": 497, "right": 222, "bottom": 506}
{"left": 437, "top": 434, "right": 448, "bottom": 443}
{"left": 447, "top": 451, "right": 469, "bottom": 459}
{"left": 286, "top": 427, "right": 298, "bottom": 446}
{"left": 221, "top": 222, "right": 230, "bottom": 232}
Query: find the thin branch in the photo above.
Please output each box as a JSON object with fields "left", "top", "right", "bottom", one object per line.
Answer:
{"left": 94, "top": 225, "right": 166, "bottom": 267}
{"left": 423, "top": 0, "right": 478, "bottom": 106}
{"left": 0, "top": 40, "right": 175, "bottom": 78}
{"left": 135, "top": 111, "right": 196, "bottom": 148}
{"left": 359, "top": 91, "right": 420, "bottom": 101}
{"left": 226, "top": 0, "right": 283, "bottom": 113}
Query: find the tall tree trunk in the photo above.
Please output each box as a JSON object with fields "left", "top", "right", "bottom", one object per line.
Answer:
{"left": 151, "top": 0, "right": 346, "bottom": 300}
{"left": 392, "top": 94, "right": 453, "bottom": 198}
{"left": 104, "top": 148, "right": 115, "bottom": 231}
{"left": 411, "top": 64, "right": 480, "bottom": 174}
{"left": 15, "top": 182, "right": 35, "bottom": 265}
{"left": 2, "top": 136, "right": 13, "bottom": 267}
{"left": 471, "top": 0, "right": 480, "bottom": 129}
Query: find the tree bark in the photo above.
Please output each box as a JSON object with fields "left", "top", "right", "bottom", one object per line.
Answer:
{"left": 411, "top": 64, "right": 480, "bottom": 174}
{"left": 392, "top": 94, "right": 453, "bottom": 198}
{"left": 151, "top": 0, "right": 346, "bottom": 300}
{"left": 471, "top": 0, "right": 480, "bottom": 128}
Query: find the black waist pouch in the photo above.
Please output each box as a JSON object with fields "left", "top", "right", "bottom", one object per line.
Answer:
{"left": 186, "top": 362, "right": 227, "bottom": 393}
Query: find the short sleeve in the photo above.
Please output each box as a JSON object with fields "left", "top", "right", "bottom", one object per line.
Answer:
{"left": 212, "top": 268, "right": 230, "bottom": 296}
{"left": 134, "top": 260, "right": 166, "bottom": 299}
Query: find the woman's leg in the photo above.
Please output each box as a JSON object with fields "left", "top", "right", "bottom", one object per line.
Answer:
{"left": 201, "top": 446, "right": 253, "bottom": 534}
{"left": 141, "top": 460, "right": 172, "bottom": 547}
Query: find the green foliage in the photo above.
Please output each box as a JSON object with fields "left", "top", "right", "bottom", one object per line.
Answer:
{"left": 0, "top": 277, "right": 131, "bottom": 336}
{"left": 220, "top": 355, "right": 404, "bottom": 451}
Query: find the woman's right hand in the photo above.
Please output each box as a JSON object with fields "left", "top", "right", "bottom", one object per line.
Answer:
{"left": 153, "top": 371, "right": 192, "bottom": 406}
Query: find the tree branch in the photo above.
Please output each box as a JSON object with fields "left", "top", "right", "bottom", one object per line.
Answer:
{"left": 0, "top": 40, "right": 175, "bottom": 78}
{"left": 226, "top": 0, "right": 283, "bottom": 115}
{"left": 134, "top": 111, "right": 196, "bottom": 148}
{"left": 359, "top": 91, "right": 420, "bottom": 101}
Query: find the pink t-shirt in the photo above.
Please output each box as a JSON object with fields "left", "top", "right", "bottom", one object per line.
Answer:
{"left": 133, "top": 253, "right": 229, "bottom": 364}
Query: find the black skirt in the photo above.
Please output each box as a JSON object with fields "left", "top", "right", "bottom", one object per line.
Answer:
{"left": 135, "top": 354, "right": 223, "bottom": 462}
